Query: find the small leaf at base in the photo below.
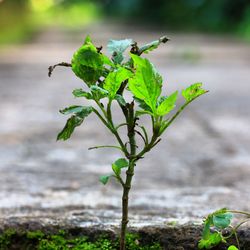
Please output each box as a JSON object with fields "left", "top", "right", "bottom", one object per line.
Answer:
{"left": 228, "top": 245, "right": 239, "bottom": 250}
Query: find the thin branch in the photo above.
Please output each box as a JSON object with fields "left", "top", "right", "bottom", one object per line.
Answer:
{"left": 115, "top": 175, "right": 125, "bottom": 187}
{"left": 94, "top": 99, "right": 108, "bottom": 119}
{"left": 92, "top": 107, "right": 111, "bottom": 129}
{"left": 92, "top": 107, "right": 129, "bottom": 157}
{"left": 116, "top": 123, "right": 129, "bottom": 130}
{"left": 48, "top": 62, "right": 72, "bottom": 77}
{"left": 228, "top": 210, "right": 250, "bottom": 217}
{"left": 152, "top": 138, "right": 161, "bottom": 147}
{"left": 139, "top": 126, "right": 149, "bottom": 145}
{"left": 135, "top": 129, "right": 147, "bottom": 145}
{"left": 232, "top": 228, "right": 240, "bottom": 250}
{"left": 88, "top": 145, "right": 123, "bottom": 152}
{"left": 159, "top": 91, "right": 209, "bottom": 135}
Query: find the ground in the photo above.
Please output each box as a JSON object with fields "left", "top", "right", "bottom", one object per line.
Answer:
{"left": 0, "top": 22, "right": 250, "bottom": 246}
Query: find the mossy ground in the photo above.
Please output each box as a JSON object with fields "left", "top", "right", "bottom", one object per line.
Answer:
{"left": 0, "top": 229, "right": 162, "bottom": 250}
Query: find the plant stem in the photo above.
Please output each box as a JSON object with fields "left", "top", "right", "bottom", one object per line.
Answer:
{"left": 120, "top": 103, "right": 136, "bottom": 250}
{"left": 228, "top": 210, "right": 250, "bottom": 217}
{"left": 120, "top": 159, "right": 135, "bottom": 250}
{"left": 88, "top": 145, "right": 123, "bottom": 151}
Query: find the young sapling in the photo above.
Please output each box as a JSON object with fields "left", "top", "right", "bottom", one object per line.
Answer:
{"left": 49, "top": 35, "right": 208, "bottom": 250}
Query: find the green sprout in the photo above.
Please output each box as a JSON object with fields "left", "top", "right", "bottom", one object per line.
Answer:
{"left": 199, "top": 208, "right": 250, "bottom": 250}
{"left": 49, "top": 35, "right": 208, "bottom": 250}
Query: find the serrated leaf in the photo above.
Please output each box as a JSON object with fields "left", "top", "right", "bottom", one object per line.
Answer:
{"left": 115, "top": 94, "right": 126, "bottom": 106}
{"left": 71, "top": 36, "right": 113, "bottom": 85}
{"left": 157, "top": 96, "right": 168, "bottom": 106}
{"left": 139, "top": 36, "right": 169, "bottom": 55}
{"left": 213, "top": 212, "right": 233, "bottom": 229}
{"left": 112, "top": 158, "right": 129, "bottom": 176}
{"left": 99, "top": 175, "right": 111, "bottom": 185}
{"left": 228, "top": 245, "right": 239, "bottom": 250}
{"left": 57, "top": 106, "right": 92, "bottom": 141}
{"left": 182, "top": 83, "right": 207, "bottom": 102}
{"left": 128, "top": 54, "right": 162, "bottom": 114}
{"left": 84, "top": 35, "right": 92, "bottom": 43}
{"left": 57, "top": 115, "right": 83, "bottom": 141}
{"left": 104, "top": 67, "right": 132, "bottom": 98}
{"left": 72, "top": 89, "right": 92, "bottom": 99}
{"left": 156, "top": 91, "right": 178, "bottom": 116}
{"left": 107, "top": 39, "right": 133, "bottom": 64}
{"left": 198, "top": 232, "right": 223, "bottom": 249}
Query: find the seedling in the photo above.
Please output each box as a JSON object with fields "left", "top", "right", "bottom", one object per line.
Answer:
{"left": 49, "top": 35, "right": 208, "bottom": 250}
{"left": 199, "top": 208, "right": 250, "bottom": 250}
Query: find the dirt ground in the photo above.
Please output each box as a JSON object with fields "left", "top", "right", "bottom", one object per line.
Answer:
{"left": 0, "top": 22, "right": 250, "bottom": 230}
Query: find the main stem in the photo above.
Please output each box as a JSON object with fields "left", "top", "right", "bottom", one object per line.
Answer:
{"left": 120, "top": 103, "right": 136, "bottom": 250}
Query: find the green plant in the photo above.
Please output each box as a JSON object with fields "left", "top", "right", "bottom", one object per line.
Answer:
{"left": 49, "top": 35, "right": 207, "bottom": 250}
{"left": 199, "top": 208, "right": 250, "bottom": 249}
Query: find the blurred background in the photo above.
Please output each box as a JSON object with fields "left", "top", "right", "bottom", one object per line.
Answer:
{"left": 1, "top": 0, "right": 250, "bottom": 44}
{"left": 0, "top": 0, "right": 250, "bottom": 224}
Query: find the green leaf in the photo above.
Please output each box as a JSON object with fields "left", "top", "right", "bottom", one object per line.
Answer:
{"left": 128, "top": 54, "right": 162, "bottom": 114}
{"left": 115, "top": 94, "right": 126, "bottom": 106}
{"left": 84, "top": 35, "right": 92, "bottom": 44}
{"left": 228, "top": 245, "right": 239, "bottom": 250}
{"left": 104, "top": 67, "right": 132, "bottom": 98}
{"left": 90, "top": 85, "right": 109, "bottom": 100}
{"left": 213, "top": 212, "right": 233, "bottom": 229}
{"left": 156, "top": 91, "right": 178, "bottom": 116}
{"left": 139, "top": 36, "right": 169, "bottom": 55}
{"left": 182, "top": 83, "right": 207, "bottom": 102}
{"left": 99, "top": 175, "right": 112, "bottom": 185}
{"left": 135, "top": 110, "right": 153, "bottom": 117}
{"left": 71, "top": 36, "right": 112, "bottom": 85}
{"left": 114, "top": 158, "right": 129, "bottom": 168}
{"left": 112, "top": 158, "right": 129, "bottom": 176}
{"left": 107, "top": 39, "right": 133, "bottom": 64}
{"left": 157, "top": 96, "right": 168, "bottom": 106}
{"left": 57, "top": 115, "right": 83, "bottom": 141}
{"left": 72, "top": 89, "right": 92, "bottom": 99}
{"left": 59, "top": 105, "right": 92, "bottom": 115}
{"left": 198, "top": 232, "right": 223, "bottom": 249}
{"left": 134, "top": 96, "right": 152, "bottom": 112}
{"left": 57, "top": 106, "right": 92, "bottom": 140}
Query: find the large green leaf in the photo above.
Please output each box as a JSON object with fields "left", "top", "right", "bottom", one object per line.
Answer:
{"left": 156, "top": 91, "right": 178, "bottom": 116}
{"left": 104, "top": 67, "right": 132, "bottom": 98}
{"left": 128, "top": 54, "right": 162, "bottom": 114}
{"left": 71, "top": 36, "right": 112, "bottom": 85}
{"left": 107, "top": 39, "right": 133, "bottom": 64}
{"left": 138, "top": 36, "right": 169, "bottom": 55}
{"left": 57, "top": 106, "right": 92, "bottom": 140}
{"left": 182, "top": 83, "right": 207, "bottom": 102}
